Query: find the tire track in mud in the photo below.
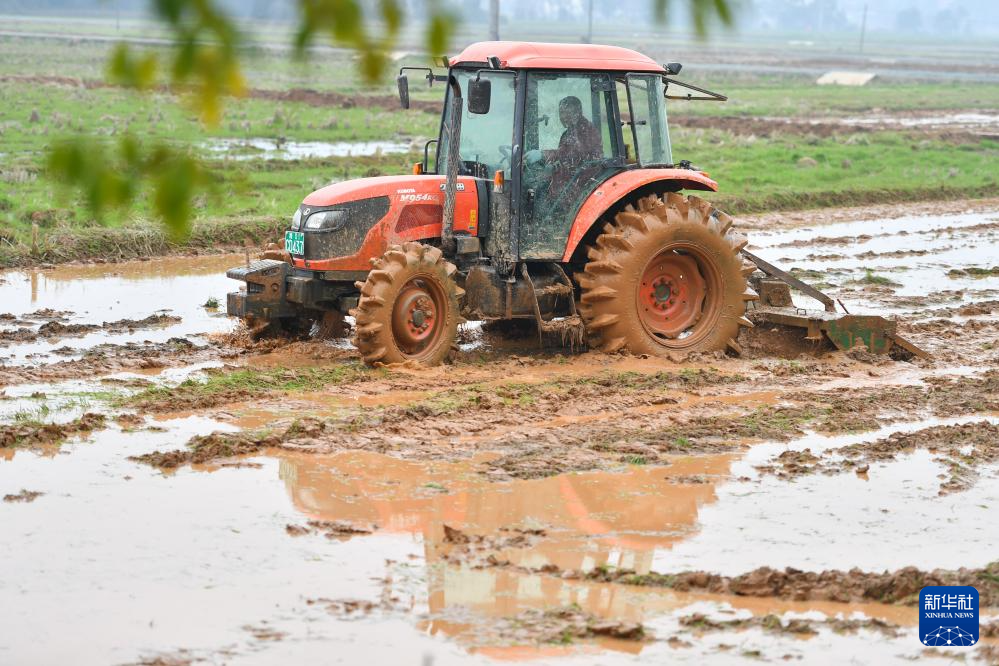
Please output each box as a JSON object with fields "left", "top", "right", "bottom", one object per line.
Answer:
{"left": 127, "top": 366, "right": 999, "bottom": 483}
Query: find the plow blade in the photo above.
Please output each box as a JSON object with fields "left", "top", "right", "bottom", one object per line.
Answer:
{"left": 742, "top": 251, "right": 930, "bottom": 360}
{"left": 749, "top": 306, "right": 929, "bottom": 359}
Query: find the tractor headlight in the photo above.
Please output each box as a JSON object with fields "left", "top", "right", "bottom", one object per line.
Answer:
{"left": 304, "top": 209, "right": 347, "bottom": 232}
{"left": 291, "top": 208, "right": 303, "bottom": 231}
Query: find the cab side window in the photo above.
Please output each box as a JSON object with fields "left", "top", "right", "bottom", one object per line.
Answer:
{"left": 519, "top": 72, "right": 621, "bottom": 259}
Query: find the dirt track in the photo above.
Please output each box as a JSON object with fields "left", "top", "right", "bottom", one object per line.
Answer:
{"left": 2, "top": 200, "right": 999, "bottom": 663}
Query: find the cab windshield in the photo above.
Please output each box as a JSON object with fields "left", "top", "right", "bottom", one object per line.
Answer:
{"left": 437, "top": 69, "right": 516, "bottom": 179}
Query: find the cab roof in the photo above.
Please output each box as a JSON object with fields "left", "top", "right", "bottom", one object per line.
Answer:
{"left": 449, "top": 41, "right": 665, "bottom": 74}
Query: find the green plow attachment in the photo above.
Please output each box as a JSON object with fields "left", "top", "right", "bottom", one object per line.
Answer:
{"left": 742, "top": 250, "right": 930, "bottom": 360}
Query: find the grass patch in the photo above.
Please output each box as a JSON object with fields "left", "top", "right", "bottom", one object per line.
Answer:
{"left": 397, "top": 368, "right": 744, "bottom": 418}
{"left": 851, "top": 269, "right": 903, "bottom": 287}
{"left": 949, "top": 266, "right": 999, "bottom": 278}
{"left": 123, "top": 363, "right": 376, "bottom": 412}
{"left": 0, "top": 217, "right": 289, "bottom": 268}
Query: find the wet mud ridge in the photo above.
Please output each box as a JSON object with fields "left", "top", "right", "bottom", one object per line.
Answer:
{"left": 0, "top": 338, "right": 218, "bottom": 387}
{"left": 756, "top": 420, "right": 999, "bottom": 494}
{"left": 0, "top": 312, "right": 181, "bottom": 345}
{"left": 3, "top": 205, "right": 999, "bottom": 663}
{"left": 0, "top": 413, "right": 106, "bottom": 450}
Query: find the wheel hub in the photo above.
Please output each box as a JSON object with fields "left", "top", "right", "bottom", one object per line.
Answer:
{"left": 391, "top": 279, "right": 443, "bottom": 355}
{"left": 638, "top": 250, "right": 708, "bottom": 339}
{"left": 652, "top": 279, "right": 672, "bottom": 306}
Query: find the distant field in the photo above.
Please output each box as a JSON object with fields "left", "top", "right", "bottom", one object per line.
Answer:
{"left": 1, "top": 26, "right": 998, "bottom": 266}
{"left": 671, "top": 82, "right": 999, "bottom": 116}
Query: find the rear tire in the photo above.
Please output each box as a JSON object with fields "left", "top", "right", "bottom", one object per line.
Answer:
{"left": 351, "top": 242, "right": 463, "bottom": 366}
{"left": 578, "top": 193, "right": 757, "bottom": 356}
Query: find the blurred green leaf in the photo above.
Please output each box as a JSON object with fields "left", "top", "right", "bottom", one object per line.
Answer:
{"left": 654, "top": 0, "right": 735, "bottom": 36}
{"left": 107, "top": 44, "right": 159, "bottom": 89}
{"left": 427, "top": 9, "right": 456, "bottom": 56}
{"left": 380, "top": 0, "right": 402, "bottom": 34}
{"left": 152, "top": 152, "right": 207, "bottom": 238}
{"left": 294, "top": 0, "right": 453, "bottom": 83}
{"left": 109, "top": 0, "right": 244, "bottom": 126}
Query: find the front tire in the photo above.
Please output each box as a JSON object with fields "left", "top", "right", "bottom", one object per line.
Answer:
{"left": 578, "top": 193, "right": 757, "bottom": 356}
{"left": 351, "top": 242, "right": 463, "bottom": 366}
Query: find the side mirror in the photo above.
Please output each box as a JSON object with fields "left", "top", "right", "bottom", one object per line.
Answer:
{"left": 666, "top": 62, "right": 682, "bottom": 75}
{"left": 468, "top": 78, "right": 491, "bottom": 115}
{"left": 396, "top": 74, "right": 410, "bottom": 110}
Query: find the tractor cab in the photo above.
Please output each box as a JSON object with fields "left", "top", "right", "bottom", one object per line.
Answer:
{"left": 401, "top": 42, "right": 703, "bottom": 263}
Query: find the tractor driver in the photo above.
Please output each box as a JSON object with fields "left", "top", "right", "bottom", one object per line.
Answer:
{"left": 525, "top": 95, "right": 603, "bottom": 200}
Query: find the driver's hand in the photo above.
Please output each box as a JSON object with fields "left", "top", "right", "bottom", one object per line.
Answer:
{"left": 525, "top": 149, "right": 543, "bottom": 165}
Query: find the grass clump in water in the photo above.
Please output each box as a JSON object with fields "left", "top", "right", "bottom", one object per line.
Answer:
{"left": 853, "top": 269, "right": 902, "bottom": 287}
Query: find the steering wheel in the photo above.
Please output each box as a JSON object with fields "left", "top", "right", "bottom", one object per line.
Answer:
{"left": 542, "top": 158, "right": 610, "bottom": 214}
{"left": 498, "top": 145, "right": 512, "bottom": 168}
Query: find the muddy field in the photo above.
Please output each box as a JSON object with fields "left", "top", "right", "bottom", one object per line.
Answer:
{"left": 2, "top": 200, "right": 999, "bottom": 664}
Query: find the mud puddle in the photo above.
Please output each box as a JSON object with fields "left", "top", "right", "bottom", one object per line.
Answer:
{"left": 748, "top": 208, "right": 999, "bottom": 317}
{"left": 4, "top": 421, "right": 991, "bottom": 665}
{"left": 0, "top": 254, "right": 238, "bottom": 367}
{"left": 202, "top": 137, "right": 416, "bottom": 160}
{"left": 658, "top": 416, "right": 999, "bottom": 576}
{"left": 839, "top": 111, "right": 999, "bottom": 131}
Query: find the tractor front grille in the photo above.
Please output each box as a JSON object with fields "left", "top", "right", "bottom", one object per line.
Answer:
{"left": 300, "top": 196, "right": 390, "bottom": 261}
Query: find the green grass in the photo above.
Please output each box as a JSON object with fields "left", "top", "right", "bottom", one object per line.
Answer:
{"left": 0, "top": 78, "right": 431, "bottom": 247}
{"left": 12, "top": 405, "right": 50, "bottom": 423}
{"left": 953, "top": 266, "right": 999, "bottom": 278}
{"left": 123, "top": 363, "right": 377, "bottom": 410}
{"left": 852, "top": 269, "right": 903, "bottom": 287}
{"left": 678, "top": 130, "right": 999, "bottom": 215}
{"left": 398, "top": 369, "right": 742, "bottom": 418}
{"left": 4, "top": 34, "right": 999, "bottom": 266}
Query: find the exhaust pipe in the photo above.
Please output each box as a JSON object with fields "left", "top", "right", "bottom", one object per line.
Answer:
{"left": 440, "top": 75, "right": 463, "bottom": 254}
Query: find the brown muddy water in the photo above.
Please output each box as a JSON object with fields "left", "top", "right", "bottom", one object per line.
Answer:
{"left": 2, "top": 206, "right": 999, "bottom": 665}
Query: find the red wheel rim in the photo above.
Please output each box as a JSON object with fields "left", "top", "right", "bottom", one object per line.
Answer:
{"left": 637, "top": 247, "right": 713, "bottom": 342}
{"left": 391, "top": 276, "right": 446, "bottom": 358}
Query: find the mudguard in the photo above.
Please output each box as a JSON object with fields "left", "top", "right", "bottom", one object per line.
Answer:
{"left": 561, "top": 168, "right": 717, "bottom": 262}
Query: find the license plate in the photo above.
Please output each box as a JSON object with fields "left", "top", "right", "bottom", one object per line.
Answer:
{"left": 285, "top": 231, "right": 305, "bottom": 255}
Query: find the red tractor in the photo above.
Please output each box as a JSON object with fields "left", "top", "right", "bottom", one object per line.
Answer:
{"left": 227, "top": 41, "right": 926, "bottom": 365}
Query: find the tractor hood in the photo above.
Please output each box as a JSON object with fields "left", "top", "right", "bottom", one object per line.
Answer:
{"left": 303, "top": 175, "right": 436, "bottom": 207}
{"left": 292, "top": 174, "right": 480, "bottom": 272}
